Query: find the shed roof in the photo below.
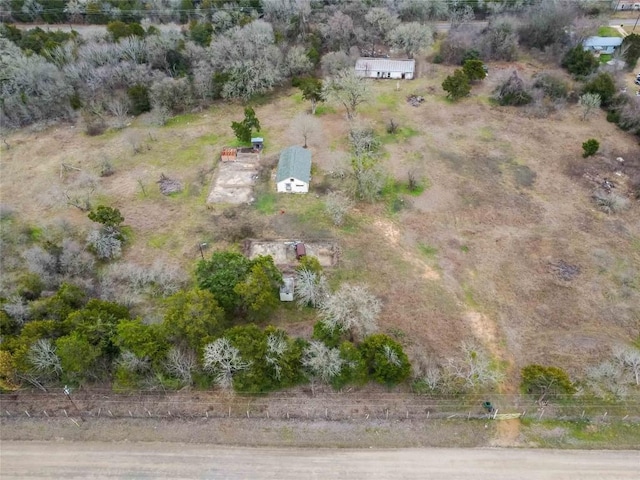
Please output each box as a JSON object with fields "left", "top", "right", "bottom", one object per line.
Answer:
{"left": 355, "top": 58, "right": 415, "bottom": 74}
{"left": 251, "top": 137, "right": 264, "bottom": 142}
{"left": 583, "top": 36, "right": 623, "bottom": 48}
{"left": 276, "top": 146, "right": 312, "bottom": 183}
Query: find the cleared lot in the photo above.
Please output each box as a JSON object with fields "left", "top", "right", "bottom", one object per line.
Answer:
{"left": 245, "top": 239, "right": 339, "bottom": 267}
{"left": 207, "top": 151, "right": 261, "bottom": 204}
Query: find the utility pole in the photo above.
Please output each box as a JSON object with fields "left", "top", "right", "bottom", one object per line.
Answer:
{"left": 634, "top": 12, "right": 639, "bottom": 32}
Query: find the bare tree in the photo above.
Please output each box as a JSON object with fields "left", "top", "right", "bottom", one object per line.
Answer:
{"left": 2, "top": 295, "right": 30, "bottom": 324}
{"left": 320, "top": 284, "right": 381, "bottom": 342}
{"left": 302, "top": 340, "right": 343, "bottom": 383}
{"left": 87, "top": 228, "right": 122, "bottom": 260}
{"left": 294, "top": 269, "right": 329, "bottom": 308}
{"left": 289, "top": 113, "right": 322, "bottom": 149}
{"left": 265, "top": 332, "right": 288, "bottom": 381}
{"left": 164, "top": 347, "right": 197, "bottom": 386}
{"left": 364, "top": 7, "right": 400, "bottom": 51}
{"left": 320, "top": 11, "right": 357, "bottom": 51}
{"left": 613, "top": 345, "right": 640, "bottom": 386}
{"left": 320, "top": 51, "right": 352, "bottom": 76}
{"left": 579, "top": 93, "right": 601, "bottom": 121}
{"left": 202, "top": 338, "right": 250, "bottom": 389}
{"left": 325, "top": 191, "right": 354, "bottom": 226}
{"left": 444, "top": 341, "right": 503, "bottom": 391}
{"left": 324, "top": 70, "right": 370, "bottom": 120}
{"left": 27, "top": 339, "right": 62, "bottom": 379}
{"left": 387, "top": 22, "right": 434, "bottom": 58}
{"left": 107, "top": 98, "right": 130, "bottom": 130}
{"left": 117, "top": 350, "right": 151, "bottom": 374}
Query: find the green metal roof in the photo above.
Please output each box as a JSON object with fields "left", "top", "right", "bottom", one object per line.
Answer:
{"left": 276, "top": 146, "right": 312, "bottom": 183}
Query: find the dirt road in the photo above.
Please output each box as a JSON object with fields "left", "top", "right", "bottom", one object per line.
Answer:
{"left": 1, "top": 441, "right": 638, "bottom": 479}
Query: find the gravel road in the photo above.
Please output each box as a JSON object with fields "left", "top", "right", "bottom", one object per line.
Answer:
{"left": 1, "top": 441, "right": 638, "bottom": 479}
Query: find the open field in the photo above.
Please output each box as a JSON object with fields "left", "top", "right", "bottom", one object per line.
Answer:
{"left": 1, "top": 57, "right": 639, "bottom": 393}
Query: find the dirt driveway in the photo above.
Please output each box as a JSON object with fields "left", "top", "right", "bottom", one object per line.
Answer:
{"left": 2, "top": 441, "right": 639, "bottom": 480}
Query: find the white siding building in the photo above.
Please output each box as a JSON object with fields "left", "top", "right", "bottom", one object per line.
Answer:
{"left": 276, "top": 146, "right": 312, "bottom": 193}
{"left": 355, "top": 58, "right": 415, "bottom": 80}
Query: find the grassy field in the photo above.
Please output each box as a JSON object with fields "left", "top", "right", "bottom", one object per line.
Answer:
{"left": 2, "top": 58, "right": 639, "bottom": 396}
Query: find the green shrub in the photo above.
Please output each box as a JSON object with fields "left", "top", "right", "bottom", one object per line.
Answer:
{"left": 442, "top": 69, "right": 471, "bottom": 101}
{"left": 582, "top": 138, "right": 599, "bottom": 157}
{"left": 462, "top": 59, "right": 486, "bottom": 81}
{"left": 562, "top": 45, "right": 599, "bottom": 77}
{"left": 521, "top": 364, "right": 575, "bottom": 401}
{"left": 583, "top": 73, "right": 615, "bottom": 107}
{"left": 127, "top": 85, "right": 151, "bottom": 115}
{"left": 359, "top": 334, "right": 411, "bottom": 386}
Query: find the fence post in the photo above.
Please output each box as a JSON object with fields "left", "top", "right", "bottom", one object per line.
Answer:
{"left": 538, "top": 408, "right": 544, "bottom": 420}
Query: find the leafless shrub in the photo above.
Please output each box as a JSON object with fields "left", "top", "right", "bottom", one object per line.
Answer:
{"left": 124, "top": 130, "right": 144, "bottom": 154}
{"left": 164, "top": 347, "right": 197, "bottom": 386}
{"left": 60, "top": 238, "right": 95, "bottom": 277}
{"left": 22, "top": 247, "right": 57, "bottom": 287}
{"left": 438, "top": 25, "right": 482, "bottom": 64}
{"left": 117, "top": 350, "right": 150, "bottom": 374}
{"left": 592, "top": 190, "right": 630, "bottom": 214}
{"left": 2, "top": 295, "right": 30, "bottom": 324}
{"left": 107, "top": 97, "right": 130, "bottom": 129}
{"left": 302, "top": 340, "right": 343, "bottom": 383}
{"left": 87, "top": 228, "right": 122, "bottom": 260}
{"left": 579, "top": 93, "right": 601, "bottom": 121}
{"left": 265, "top": 332, "right": 288, "bottom": 381}
{"left": 320, "top": 51, "right": 352, "bottom": 76}
{"left": 294, "top": 269, "right": 329, "bottom": 308}
{"left": 444, "top": 341, "right": 504, "bottom": 391}
{"left": 320, "top": 284, "right": 381, "bottom": 342}
{"left": 98, "top": 156, "right": 115, "bottom": 177}
{"left": 202, "top": 338, "right": 250, "bottom": 389}
{"left": 149, "top": 105, "right": 171, "bottom": 126}
{"left": 613, "top": 345, "right": 640, "bottom": 386}
{"left": 325, "top": 191, "right": 354, "bottom": 226}
{"left": 586, "top": 361, "right": 631, "bottom": 400}
{"left": 27, "top": 339, "right": 62, "bottom": 379}
{"left": 100, "top": 261, "right": 187, "bottom": 301}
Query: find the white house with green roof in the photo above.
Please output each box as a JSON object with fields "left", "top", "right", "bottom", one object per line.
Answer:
{"left": 276, "top": 146, "right": 311, "bottom": 193}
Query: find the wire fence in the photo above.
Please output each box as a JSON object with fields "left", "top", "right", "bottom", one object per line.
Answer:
{"left": 2, "top": 389, "right": 640, "bottom": 423}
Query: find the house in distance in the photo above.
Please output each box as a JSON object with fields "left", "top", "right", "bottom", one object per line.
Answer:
{"left": 355, "top": 58, "right": 415, "bottom": 80}
{"left": 582, "top": 36, "right": 624, "bottom": 55}
{"left": 276, "top": 146, "right": 311, "bottom": 193}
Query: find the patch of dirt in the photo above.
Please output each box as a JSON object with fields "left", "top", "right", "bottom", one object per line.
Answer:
{"left": 245, "top": 239, "right": 339, "bottom": 268}
{"left": 491, "top": 418, "right": 523, "bottom": 447}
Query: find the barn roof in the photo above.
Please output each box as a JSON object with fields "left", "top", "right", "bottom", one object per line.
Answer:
{"left": 276, "top": 146, "right": 311, "bottom": 183}
{"left": 583, "top": 36, "right": 623, "bottom": 48}
{"left": 355, "top": 58, "right": 415, "bottom": 74}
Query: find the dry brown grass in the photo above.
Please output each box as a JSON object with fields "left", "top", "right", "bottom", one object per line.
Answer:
{"left": 2, "top": 58, "right": 639, "bottom": 391}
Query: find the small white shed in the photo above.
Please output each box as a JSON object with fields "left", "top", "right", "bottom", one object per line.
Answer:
{"left": 276, "top": 146, "right": 312, "bottom": 193}
{"left": 355, "top": 58, "right": 415, "bottom": 80}
{"left": 279, "top": 276, "right": 294, "bottom": 302}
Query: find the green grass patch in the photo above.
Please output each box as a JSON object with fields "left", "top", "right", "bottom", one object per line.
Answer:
{"left": 597, "top": 26, "right": 622, "bottom": 37}
{"left": 254, "top": 192, "right": 278, "bottom": 215}
{"left": 147, "top": 233, "right": 171, "bottom": 249}
{"left": 462, "top": 283, "right": 480, "bottom": 309}
{"left": 315, "top": 104, "right": 337, "bottom": 115}
{"left": 376, "top": 91, "right": 401, "bottom": 109}
{"left": 599, "top": 53, "right": 613, "bottom": 64}
{"left": 163, "top": 112, "right": 201, "bottom": 128}
{"left": 521, "top": 419, "right": 640, "bottom": 449}
{"left": 174, "top": 133, "right": 218, "bottom": 166}
{"left": 380, "top": 126, "right": 419, "bottom": 144}
{"left": 418, "top": 243, "right": 438, "bottom": 258}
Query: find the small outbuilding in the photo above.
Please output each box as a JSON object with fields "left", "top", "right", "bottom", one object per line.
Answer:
{"left": 251, "top": 137, "right": 264, "bottom": 151}
{"left": 583, "top": 36, "right": 623, "bottom": 55}
{"left": 276, "top": 146, "right": 311, "bottom": 194}
{"left": 279, "top": 276, "right": 294, "bottom": 302}
{"left": 355, "top": 58, "right": 415, "bottom": 80}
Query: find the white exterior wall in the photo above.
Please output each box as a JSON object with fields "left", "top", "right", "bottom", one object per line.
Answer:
{"left": 359, "top": 70, "right": 413, "bottom": 80}
{"left": 277, "top": 178, "right": 309, "bottom": 193}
